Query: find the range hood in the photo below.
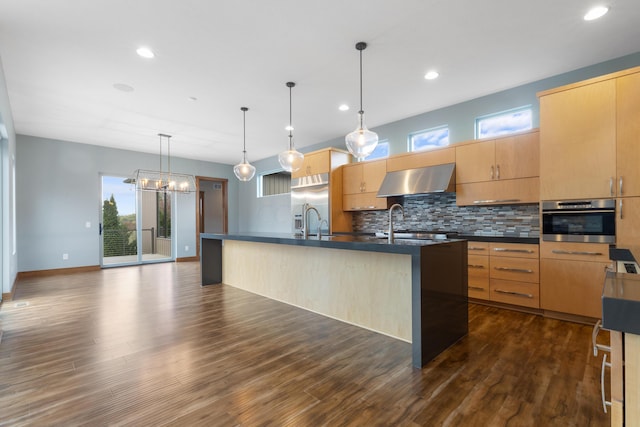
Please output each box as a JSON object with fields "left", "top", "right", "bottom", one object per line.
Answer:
{"left": 377, "top": 163, "right": 456, "bottom": 197}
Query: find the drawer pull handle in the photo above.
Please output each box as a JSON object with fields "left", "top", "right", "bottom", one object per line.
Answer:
{"left": 469, "top": 247, "right": 486, "bottom": 251}
{"left": 601, "top": 353, "right": 612, "bottom": 413}
{"left": 493, "top": 248, "right": 534, "bottom": 253}
{"left": 468, "top": 286, "right": 485, "bottom": 291}
{"left": 591, "top": 320, "right": 611, "bottom": 357}
{"left": 494, "top": 267, "right": 533, "bottom": 273}
{"left": 551, "top": 250, "right": 603, "bottom": 256}
{"left": 494, "top": 289, "right": 533, "bottom": 299}
{"left": 473, "top": 199, "right": 520, "bottom": 204}
{"left": 468, "top": 264, "right": 485, "bottom": 269}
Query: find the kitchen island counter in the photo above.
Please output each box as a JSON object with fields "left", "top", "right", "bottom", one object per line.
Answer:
{"left": 201, "top": 232, "right": 468, "bottom": 368}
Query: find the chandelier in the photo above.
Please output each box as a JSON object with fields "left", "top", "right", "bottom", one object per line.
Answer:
{"left": 132, "top": 133, "right": 196, "bottom": 193}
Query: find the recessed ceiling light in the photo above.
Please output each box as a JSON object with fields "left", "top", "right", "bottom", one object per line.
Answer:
{"left": 584, "top": 6, "right": 609, "bottom": 21}
{"left": 136, "top": 46, "right": 155, "bottom": 59}
{"left": 339, "top": 104, "right": 350, "bottom": 111}
{"left": 285, "top": 125, "right": 294, "bottom": 131}
{"left": 113, "top": 83, "right": 134, "bottom": 92}
{"left": 424, "top": 70, "right": 439, "bottom": 80}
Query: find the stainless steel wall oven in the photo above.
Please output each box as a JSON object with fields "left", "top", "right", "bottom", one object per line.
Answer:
{"left": 542, "top": 199, "right": 615, "bottom": 243}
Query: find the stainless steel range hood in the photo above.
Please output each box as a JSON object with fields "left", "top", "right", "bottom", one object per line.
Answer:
{"left": 377, "top": 163, "right": 456, "bottom": 197}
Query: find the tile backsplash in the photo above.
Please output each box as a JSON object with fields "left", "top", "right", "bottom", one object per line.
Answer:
{"left": 352, "top": 193, "right": 540, "bottom": 237}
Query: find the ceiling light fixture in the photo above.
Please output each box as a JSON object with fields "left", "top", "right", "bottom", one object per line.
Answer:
{"left": 234, "top": 107, "right": 256, "bottom": 182}
{"left": 584, "top": 6, "right": 609, "bottom": 21}
{"left": 424, "top": 70, "right": 440, "bottom": 80}
{"left": 278, "top": 82, "right": 304, "bottom": 172}
{"left": 345, "top": 42, "right": 378, "bottom": 161}
{"left": 339, "top": 104, "right": 350, "bottom": 111}
{"left": 132, "top": 134, "right": 196, "bottom": 193}
{"left": 136, "top": 46, "right": 155, "bottom": 59}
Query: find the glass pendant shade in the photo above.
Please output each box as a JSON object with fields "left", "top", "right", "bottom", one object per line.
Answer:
{"left": 234, "top": 154, "right": 256, "bottom": 181}
{"left": 345, "top": 112, "right": 378, "bottom": 161}
{"left": 278, "top": 81, "right": 304, "bottom": 172}
{"left": 278, "top": 145, "right": 304, "bottom": 172}
{"left": 234, "top": 106, "right": 256, "bottom": 181}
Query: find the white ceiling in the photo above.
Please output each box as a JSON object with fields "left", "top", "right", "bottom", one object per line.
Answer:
{"left": 1, "top": 0, "right": 639, "bottom": 165}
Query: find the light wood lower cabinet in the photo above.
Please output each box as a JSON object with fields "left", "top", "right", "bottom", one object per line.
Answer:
{"left": 468, "top": 250, "right": 490, "bottom": 299}
{"left": 540, "top": 241, "right": 611, "bottom": 319}
{"left": 609, "top": 331, "right": 640, "bottom": 427}
{"left": 467, "top": 241, "right": 540, "bottom": 308}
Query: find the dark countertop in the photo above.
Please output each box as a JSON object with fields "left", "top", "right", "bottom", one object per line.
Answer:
{"left": 200, "top": 232, "right": 463, "bottom": 255}
{"left": 458, "top": 234, "right": 539, "bottom": 244}
{"left": 602, "top": 271, "right": 640, "bottom": 335}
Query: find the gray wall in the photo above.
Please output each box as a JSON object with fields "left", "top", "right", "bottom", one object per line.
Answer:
{"left": 16, "top": 135, "right": 237, "bottom": 272}
{"left": 242, "top": 51, "right": 640, "bottom": 234}
{"left": 1, "top": 55, "right": 18, "bottom": 296}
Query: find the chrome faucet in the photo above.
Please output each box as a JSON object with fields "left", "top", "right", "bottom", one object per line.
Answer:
{"left": 304, "top": 205, "right": 321, "bottom": 239}
{"left": 388, "top": 203, "right": 404, "bottom": 244}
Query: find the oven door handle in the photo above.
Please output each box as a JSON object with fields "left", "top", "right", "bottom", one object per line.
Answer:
{"left": 542, "top": 209, "right": 614, "bottom": 214}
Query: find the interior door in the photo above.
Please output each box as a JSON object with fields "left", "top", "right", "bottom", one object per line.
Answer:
{"left": 101, "top": 175, "right": 138, "bottom": 267}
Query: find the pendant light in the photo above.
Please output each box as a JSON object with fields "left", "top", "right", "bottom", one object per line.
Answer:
{"left": 345, "top": 42, "right": 378, "bottom": 161}
{"left": 278, "top": 81, "right": 304, "bottom": 172}
{"left": 233, "top": 107, "right": 256, "bottom": 181}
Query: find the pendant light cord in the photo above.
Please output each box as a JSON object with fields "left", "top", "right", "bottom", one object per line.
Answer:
{"left": 287, "top": 82, "right": 295, "bottom": 150}
{"left": 359, "top": 47, "right": 363, "bottom": 115}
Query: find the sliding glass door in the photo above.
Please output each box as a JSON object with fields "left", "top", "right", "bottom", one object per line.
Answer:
{"left": 100, "top": 175, "right": 173, "bottom": 267}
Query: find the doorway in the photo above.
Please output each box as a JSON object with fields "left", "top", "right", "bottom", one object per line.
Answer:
{"left": 100, "top": 175, "right": 173, "bottom": 267}
{"left": 196, "top": 177, "right": 228, "bottom": 259}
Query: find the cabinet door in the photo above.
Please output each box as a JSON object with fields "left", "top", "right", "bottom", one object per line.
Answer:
{"left": 495, "top": 131, "right": 539, "bottom": 180}
{"left": 540, "top": 258, "right": 609, "bottom": 318}
{"left": 455, "top": 141, "right": 495, "bottom": 184}
{"left": 362, "top": 160, "right": 387, "bottom": 193}
{"left": 343, "top": 193, "right": 387, "bottom": 211}
{"left": 617, "top": 197, "right": 640, "bottom": 257}
{"left": 617, "top": 72, "right": 640, "bottom": 197}
{"left": 293, "top": 150, "right": 331, "bottom": 178}
{"left": 456, "top": 177, "right": 539, "bottom": 206}
{"left": 342, "top": 163, "right": 363, "bottom": 195}
{"left": 539, "top": 79, "right": 616, "bottom": 200}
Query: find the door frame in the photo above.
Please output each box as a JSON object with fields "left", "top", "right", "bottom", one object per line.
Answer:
{"left": 195, "top": 176, "right": 228, "bottom": 260}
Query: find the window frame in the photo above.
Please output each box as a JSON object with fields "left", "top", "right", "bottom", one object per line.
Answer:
{"left": 257, "top": 169, "right": 291, "bottom": 198}
{"left": 408, "top": 125, "right": 450, "bottom": 152}
{"left": 364, "top": 139, "right": 390, "bottom": 161}
{"left": 475, "top": 105, "right": 533, "bottom": 139}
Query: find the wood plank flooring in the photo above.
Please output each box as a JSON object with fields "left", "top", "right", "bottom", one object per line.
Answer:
{"left": 0, "top": 262, "right": 609, "bottom": 426}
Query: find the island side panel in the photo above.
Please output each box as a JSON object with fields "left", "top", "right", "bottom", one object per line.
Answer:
{"left": 221, "top": 240, "right": 413, "bottom": 342}
{"left": 419, "top": 241, "right": 468, "bottom": 366}
{"left": 200, "top": 237, "right": 222, "bottom": 285}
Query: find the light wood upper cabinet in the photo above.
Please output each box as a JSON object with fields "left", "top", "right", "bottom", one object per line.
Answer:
{"left": 342, "top": 160, "right": 387, "bottom": 195}
{"left": 617, "top": 72, "right": 640, "bottom": 197}
{"left": 342, "top": 159, "right": 388, "bottom": 211}
{"left": 292, "top": 149, "right": 332, "bottom": 178}
{"left": 455, "top": 130, "right": 539, "bottom": 206}
{"left": 386, "top": 147, "right": 455, "bottom": 172}
{"left": 456, "top": 130, "right": 539, "bottom": 184}
{"left": 539, "top": 78, "right": 617, "bottom": 200}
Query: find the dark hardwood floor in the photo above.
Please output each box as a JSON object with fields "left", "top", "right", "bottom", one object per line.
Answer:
{"left": 0, "top": 262, "right": 609, "bottom": 426}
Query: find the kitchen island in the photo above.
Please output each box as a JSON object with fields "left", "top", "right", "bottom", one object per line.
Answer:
{"left": 200, "top": 232, "right": 468, "bottom": 368}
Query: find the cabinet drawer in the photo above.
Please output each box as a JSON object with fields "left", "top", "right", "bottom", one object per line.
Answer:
{"left": 490, "top": 279, "right": 540, "bottom": 308}
{"left": 490, "top": 242, "right": 539, "bottom": 259}
{"left": 468, "top": 277, "right": 490, "bottom": 300}
{"left": 468, "top": 255, "right": 489, "bottom": 279}
{"left": 468, "top": 241, "right": 490, "bottom": 252}
{"left": 490, "top": 257, "right": 539, "bottom": 283}
{"left": 540, "top": 241, "right": 610, "bottom": 262}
